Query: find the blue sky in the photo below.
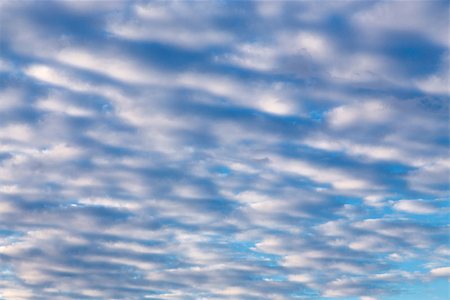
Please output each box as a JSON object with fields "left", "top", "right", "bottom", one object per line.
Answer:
{"left": 0, "top": 1, "right": 449, "bottom": 299}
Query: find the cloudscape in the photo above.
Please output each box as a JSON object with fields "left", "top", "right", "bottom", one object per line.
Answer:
{"left": 0, "top": 1, "right": 449, "bottom": 299}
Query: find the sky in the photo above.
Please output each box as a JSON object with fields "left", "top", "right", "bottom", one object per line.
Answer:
{"left": 0, "top": 1, "right": 449, "bottom": 299}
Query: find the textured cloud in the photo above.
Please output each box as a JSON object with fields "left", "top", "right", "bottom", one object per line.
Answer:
{"left": 0, "top": 1, "right": 449, "bottom": 299}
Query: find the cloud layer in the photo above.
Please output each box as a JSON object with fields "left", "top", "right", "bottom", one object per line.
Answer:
{"left": 0, "top": 1, "right": 449, "bottom": 299}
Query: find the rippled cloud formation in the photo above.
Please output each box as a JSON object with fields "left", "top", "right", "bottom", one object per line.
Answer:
{"left": 0, "top": 1, "right": 449, "bottom": 299}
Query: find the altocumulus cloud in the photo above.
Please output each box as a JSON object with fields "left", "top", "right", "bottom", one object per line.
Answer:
{"left": 0, "top": 1, "right": 449, "bottom": 299}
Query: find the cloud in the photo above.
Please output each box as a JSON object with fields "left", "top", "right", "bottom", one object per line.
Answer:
{"left": 271, "top": 156, "right": 375, "bottom": 192}
{"left": 106, "top": 1, "right": 234, "bottom": 49}
{"left": 326, "top": 101, "right": 393, "bottom": 129}
{"left": 360, "top": 297, "right": 378, "bottom": 300}
{"left": 393, "top": 199, "right": 439, "bottom": 214}
{"left": 352, "top": 1, "right": 449, "bottom": 47}
{"left": 0, "top": 1, "right": 448, "bottom": 299}
{"left": 54, "top": 48, "right": 166, "bottom": 86}
{"left": 430, "top": 267, "right": 450, "bottom": 278}
{"left": 25, "top": 64, "right": 93, "bottom": 92}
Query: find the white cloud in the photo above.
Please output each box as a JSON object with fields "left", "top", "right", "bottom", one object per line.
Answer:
{"left": 28, "top": 50, "right": 297, "bottom": 116}
{"left": 393, "top": 199, "right": 439, "bottom": 214}
{"left": 416, "top": 74, "right": 449, "bottom": 95}
{"left": 288, "top": 273, "right": 315, "bottom": 283}
{"left": 106, "top": 2, "right": 233, "bottom": 49}
{"left": 178, "top": 72, "right": 296, "bottom": 115}
{"left": 271, "top": 156, "right": 374, "bottom": 192}
{"left": 352, "top": 1, "right": 449, "bottom": 47}
{"left": 323, "top": 277, "right": 373, "bottom": 298}
{"left": 0, "top": 88, "right": 24, "bottom": 111}
{"left": 327, "top": 100, "right": 392, "bottom": 129}
{"left": 36, "top": 94, "right": 94, "bottom": 117}
{"left": 430, "top": 267, "right": 450, "bottom": 278}
{"left": 303, "top": 135, "right": 406, "bottom": 163}
{"left": 292, "top": 32, "right": 330, "bottom": 59}
{"left": 360, "top": 296, "right": 378, "bottom": 300}
{"left": 218, "top": 30, "right": 334, "bottom": 74}
{"left": 407, "top": 158, "right": 450, "bottom": 195}
{"left": 0, "top": 200, "right": 16, "bottom": 212}
{"left": 55, "top": 48, "right": 165, "bottom": 85}
{"left": 363, "top": 195, "right": 387, "bottom": 208}
{"left": 329, "top": 53, "right": 387, "bottom": 82}
{"left": 0, "top": 287, "right": 33, "bottom": 299}
{"left": 216, "top": 43, "right": 277, "bottom": 71}
{"left": 1, "top": 1, "right": 448, "bottom": 299}
{"left": 25, "top": 64, "right": 92, "bottom": 92}
{"left": 109, "top": 23, "right": 234, "bottom": 49}
{"left": 0, "top": 124, "right": 33, "bottom": 142}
